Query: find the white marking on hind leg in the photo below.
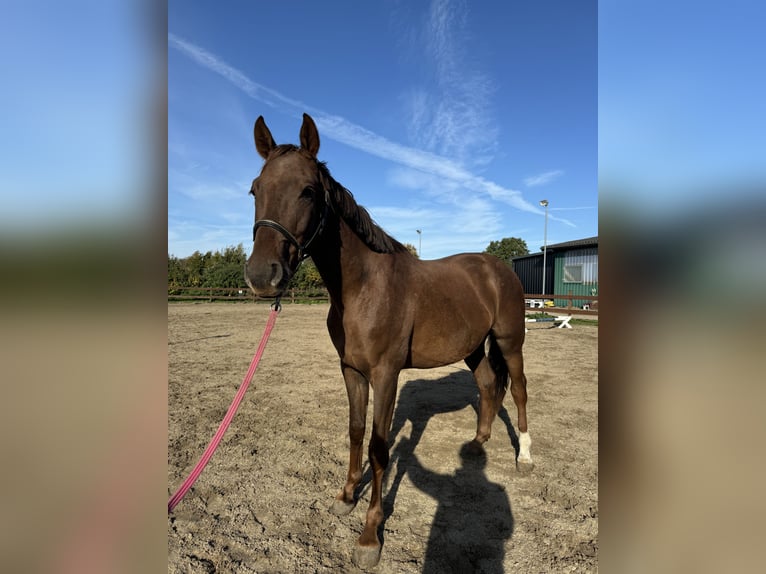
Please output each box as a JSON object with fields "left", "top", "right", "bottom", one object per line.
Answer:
{"left": 518, "top": 431, "right": 532, "bottom": 462}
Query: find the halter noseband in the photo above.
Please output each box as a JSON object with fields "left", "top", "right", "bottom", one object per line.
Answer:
{"left": 252, "top": 189, "right": 331, "bottom": 262}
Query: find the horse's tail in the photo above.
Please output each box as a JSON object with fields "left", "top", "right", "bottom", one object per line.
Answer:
{"left": 487, "top": 334, "right": 509, "bottom": 397}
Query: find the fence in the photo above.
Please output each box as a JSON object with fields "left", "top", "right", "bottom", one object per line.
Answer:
{"left": 523, "top": 293, "right": 598, "bottom": 316}
{"left": 168, "top": 286, "right": 330, "bottom": 304}
{"left": 168, "top": 287, "right": 597, "bottom": 315}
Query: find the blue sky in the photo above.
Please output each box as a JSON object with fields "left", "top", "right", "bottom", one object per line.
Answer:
{"left": 168, "top": 0, "right": 597, "bottom": 259}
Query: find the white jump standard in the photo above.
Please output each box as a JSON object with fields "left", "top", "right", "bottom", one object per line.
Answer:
{"left": 524, "top": 315, "right": 572, "bottom": 330}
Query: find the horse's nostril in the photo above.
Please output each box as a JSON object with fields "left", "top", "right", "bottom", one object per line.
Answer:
{"left": 244, "top": 260, "right": 283, "bottom": 294}
{"left": 270, "top": 263, "right": 283, "bottom": 287}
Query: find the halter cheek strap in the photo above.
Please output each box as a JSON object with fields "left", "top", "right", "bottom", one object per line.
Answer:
{"left": 252, "top": 190, "right": 331, "bottom": 262}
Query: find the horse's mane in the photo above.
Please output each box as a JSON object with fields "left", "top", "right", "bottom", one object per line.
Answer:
{"left": 317, "top": 161, "right": 408, "bottom": 255}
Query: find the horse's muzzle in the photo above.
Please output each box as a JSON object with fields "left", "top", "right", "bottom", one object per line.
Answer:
{"left": 244, "top": 259, "right": 290, "bottom": 297}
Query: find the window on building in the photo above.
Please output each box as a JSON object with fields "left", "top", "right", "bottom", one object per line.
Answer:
{"left": 563, "top": 264, "right": 583, "bottom": 283}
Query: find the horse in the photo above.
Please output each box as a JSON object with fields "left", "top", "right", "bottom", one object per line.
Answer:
{"left": 244, "top": 113, "right": 532, "bottom": 569}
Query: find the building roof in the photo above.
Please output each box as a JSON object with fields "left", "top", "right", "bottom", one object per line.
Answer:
{"left": 511, "top": 236, "right": 598, "bottom": 260}
{"left": 511, "top": 252, "right": 544, "bottom": 261}
{"left": 546, "top": 236, "right": 598, "bottom": 250}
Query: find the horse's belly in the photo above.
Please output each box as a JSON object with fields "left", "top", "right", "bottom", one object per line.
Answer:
{"left": 408, "top": 326, "right": 485, "bottom": 369}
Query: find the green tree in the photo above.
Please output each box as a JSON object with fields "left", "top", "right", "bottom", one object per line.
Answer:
{"left": 168, "top": 245, "right": 248, "bottom": 291}
{"left": 168, "top": 244, "right": 330, "bottom": 294}
{"left": 203, "top": 263, "right": 246, "bottom": 289}
{"left": 219, "top": 244, "right": 247, "bottom": 266}
{"left": 403, "top": 243, "right": 420, "bottom": 258}
{"left": 184, "top": 251, "right": 207, "bottom": 288}
{"left": 288, "top": 258, "right": 325, "bottom": 291}
{"left": 168, "top": 254, "right": 186, "bottom": 294}
{"left": 484, "top": 237, "right": 529, "bottom": 262}
{"left": 202, "top": 244, "right": 248, "bottom": 290}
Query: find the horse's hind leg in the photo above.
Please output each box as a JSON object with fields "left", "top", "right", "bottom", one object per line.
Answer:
{"left": 494, "top": 337, "right": 534, "bottom": 472}
{"left": 465, "top": 343, "right": 500, "bottom": 445}
{"left": 509, "top": 349, "right": 534, "bottom": 471}
{"left": 330, "top": 363, "right": 369, "bottom": 516}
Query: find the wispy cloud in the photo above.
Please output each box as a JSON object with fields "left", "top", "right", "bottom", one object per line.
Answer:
{"left": 169, "top": 33, "right": 575, "bottom": 228}
{"left": 402, "top": 0, "right": 497, "bottom": 164}
{"left": 316, "top": 115, "right": 552, "bottom": 216}
{"left": 524, "top": 169, "right": 564, "bottom": 187}
{"left": 168, "top": 34, "right": 307, "bottom": 112}
{"left": 385, "top": 168, "right": 504, "bottom": 231}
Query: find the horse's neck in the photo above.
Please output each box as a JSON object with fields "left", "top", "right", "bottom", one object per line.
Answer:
{"left": 311, "top": 216, "right": 373, "bottom": 304}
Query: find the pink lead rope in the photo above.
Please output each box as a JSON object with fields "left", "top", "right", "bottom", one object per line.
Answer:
{"left": 168, "top": 303, "right": 281, "bottom": 513}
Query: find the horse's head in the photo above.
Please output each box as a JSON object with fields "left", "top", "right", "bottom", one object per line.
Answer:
{"left": 245, "top": 113, "right": 327, "bottom": 297}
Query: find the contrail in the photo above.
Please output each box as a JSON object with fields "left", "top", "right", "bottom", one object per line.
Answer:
{"left": 169, "top": 33, "right": 576, "bottom": 226}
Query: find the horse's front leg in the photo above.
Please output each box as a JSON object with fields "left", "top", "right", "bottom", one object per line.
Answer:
{"left": 329, "top": 364, "right": 369, "bottom": 516}
{"left": 353, "top": 366, "right": 399, "bottom": 569}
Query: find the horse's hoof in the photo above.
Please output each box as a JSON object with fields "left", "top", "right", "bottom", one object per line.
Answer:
{"left": 352, "top": 543, "right": 382, "bottom": 570}
{"left": 516, "top": 457, "right": 535, "bottom": 474}
{"left": 329, "top": 498, "right": 355, "bottom": 516}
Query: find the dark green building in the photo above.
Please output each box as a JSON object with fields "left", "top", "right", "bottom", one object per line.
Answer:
{"left": 511, "top": 236, "right": 598, "bottom": 308}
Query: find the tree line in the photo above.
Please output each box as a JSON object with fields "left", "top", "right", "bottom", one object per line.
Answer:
{"left": 167, "top": 243, "right": 333, "bottom": 294}
{"left": 168, "top": 238, "right": 527, "bottom": 292}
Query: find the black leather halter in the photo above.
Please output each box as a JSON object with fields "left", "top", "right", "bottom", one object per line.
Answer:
{"left": 252, "top": 189, "right": 331, "bottom": 262}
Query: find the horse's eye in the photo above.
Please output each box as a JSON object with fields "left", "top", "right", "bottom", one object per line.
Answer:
{"left": 300, "top": 186, "right": 314, "bottom": 200}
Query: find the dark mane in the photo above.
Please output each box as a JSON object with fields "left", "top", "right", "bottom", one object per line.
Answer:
{"left": 316, "top": 161, "right": 409, "bottom": 255}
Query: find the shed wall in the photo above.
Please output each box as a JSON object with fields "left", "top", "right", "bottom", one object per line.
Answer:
{"left": 553, "top": 247, "right": 598, "bottom": 307}
{"left": 511, "top": 254, "right": 554, "bottom": 295}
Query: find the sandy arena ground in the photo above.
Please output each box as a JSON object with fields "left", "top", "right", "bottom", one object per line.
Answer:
{"left": 168, "top": 302, "right": 597, "bottom": 572}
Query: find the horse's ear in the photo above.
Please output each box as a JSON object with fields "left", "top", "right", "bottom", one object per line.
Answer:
{"left": 254, "top": 116, "right": 276, "bottom": 159}
{"left": 299, "top": 113, "right": 320, "bottom": 157}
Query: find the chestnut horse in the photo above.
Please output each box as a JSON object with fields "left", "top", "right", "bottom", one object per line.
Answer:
{"left": 245, "top": 114, "right": 532, "bottom": 568}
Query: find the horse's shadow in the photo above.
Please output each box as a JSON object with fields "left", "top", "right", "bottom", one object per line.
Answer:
{"left": 353, "top": 369, "right": 519, "bottom": 567}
